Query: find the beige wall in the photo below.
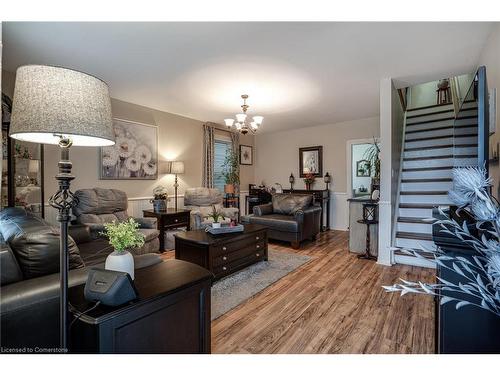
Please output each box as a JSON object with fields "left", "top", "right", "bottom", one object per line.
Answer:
{"left": 254, "top": 116, "right": 379, "bottom": 230}
{"left": 1, "top": 70, "right": 255, "bottom": 201}
{"left": 480, "top": 24, "right": 500, "bottom": 198}
{"left": 254, "top": 117, "right": 379, "bottom": 192}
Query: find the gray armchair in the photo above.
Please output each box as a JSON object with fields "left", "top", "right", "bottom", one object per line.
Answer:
{"left": 183, "top": 187, "right": 239, "bottom": 230}
{"left": 72, "top": 188, "right": 160, "bottom": 254}
{"left": 245, "top": 193, "right": 322, "bottom": 249}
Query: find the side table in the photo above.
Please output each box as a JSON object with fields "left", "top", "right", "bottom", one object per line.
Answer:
{"left": 143, "top": 208, "right": 191, "bottom": 252}
{"left": 69, "top": 260, "right": 212, "bottom": 353}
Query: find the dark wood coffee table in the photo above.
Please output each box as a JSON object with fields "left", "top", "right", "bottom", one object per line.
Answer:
{"left": 175, "top": 224, "right": 268, "bottom": 280}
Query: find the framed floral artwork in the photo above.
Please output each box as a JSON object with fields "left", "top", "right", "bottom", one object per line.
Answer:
{"left": 239, "top": 144, "right": 253, "bottom": 165}
{"left": 299, "top": 145, "right": 323, "bottom": 177}
{"left": 100, "top": 118, "right": 158, "bottom": 180}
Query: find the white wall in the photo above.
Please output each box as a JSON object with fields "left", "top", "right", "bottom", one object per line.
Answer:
{"left": 254, "top": 117, "right": 380, "bottom": 231}
{"left": 479, "top": 24, "right": 500, "bottom": 197}
{"left": 0, "top": 23, "right": 3, "bottom": 198}
{"left": 378, "top": 77, "right": 406, "bottom": 266}
{"left": 408, "top": 80, "right": 440, "bottom": 109}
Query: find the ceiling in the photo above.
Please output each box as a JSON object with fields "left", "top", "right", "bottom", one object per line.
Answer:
{"left": 2, "top": 22, "right": 495, "bottom": 133}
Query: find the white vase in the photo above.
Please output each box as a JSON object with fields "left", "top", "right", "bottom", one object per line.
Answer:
{"left": 212, "top": 222, "right": 221, "bottom": 229}
{"left": 105, "top": 250, "right": 135, "bottom": 280}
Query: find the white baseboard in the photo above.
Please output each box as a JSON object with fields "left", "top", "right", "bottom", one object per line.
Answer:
{"left": 44, "top": 191, "right": 250, "bottom": 226}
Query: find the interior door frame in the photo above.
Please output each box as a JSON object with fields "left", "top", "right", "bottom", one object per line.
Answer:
{"left": 346, "top": 138, "right": 376, "bottom": 200}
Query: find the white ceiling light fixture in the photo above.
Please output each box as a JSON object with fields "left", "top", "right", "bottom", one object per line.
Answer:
{"left": 225, "top": 94, "right": 263, "bottom": 135}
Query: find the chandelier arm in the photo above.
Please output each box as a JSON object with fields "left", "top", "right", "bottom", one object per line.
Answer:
{"left": 227, "top": 94, "right": 261, "bottom": 134}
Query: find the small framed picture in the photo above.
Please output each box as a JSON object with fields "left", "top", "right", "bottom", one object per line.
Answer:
{"left": 299, "top": 146, "right": 323, "bottom": 177}
{"left": 240, "top": 145, "right": 253, "bottom": 165}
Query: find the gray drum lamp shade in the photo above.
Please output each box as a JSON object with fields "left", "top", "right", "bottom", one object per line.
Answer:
{"left": 9, "top": 65, "right": 115, "bottom": 147}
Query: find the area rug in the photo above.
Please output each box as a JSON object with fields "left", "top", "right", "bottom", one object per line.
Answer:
{"left": 211, "top": 248, "right": 312, "bottom": 320}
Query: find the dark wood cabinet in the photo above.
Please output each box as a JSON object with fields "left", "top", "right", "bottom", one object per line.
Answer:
{"left": 283, "top": 189, "right": 330, "bottom": 231}
{"left": 175, "top": 224, "right": 268, "bottom": 280}
{"left": 245, "top": 186, "right": 272, "bottom": 215}
{"left": 432, "top": 207, "right": 500, "bottom": 353}
{"left": 68, "top": 260, "right": 212, "bottom": 354}
{"left": 143, "top": 208, "right": 191, "bottom": 251}
{"left": 436, "top": 257, "right": 500, "bottom": 353}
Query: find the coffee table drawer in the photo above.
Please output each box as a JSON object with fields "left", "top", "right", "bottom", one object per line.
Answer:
{"left": 213, "top": 248, "right": 266, "bottom": 277}
{"left": 211, "top": 230, "right": 266, "bottom": 257}
{"left": 213, "top": 241, "right": 266, "bottom": 267}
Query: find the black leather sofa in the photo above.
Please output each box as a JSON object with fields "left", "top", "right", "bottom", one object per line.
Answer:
{"left": 244, "top": 193, "right": 322, "bottom": 248}
{"left": 0, "top": 207, "right": 160, "bottom": 350}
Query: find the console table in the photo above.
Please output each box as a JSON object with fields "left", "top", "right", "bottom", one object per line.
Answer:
{"left": 283, "top": 189, "right": 330, "bottom": 231}
{"left": 175, "top": 224, "right": 268, "bottom": 280}
{"left": 143, "top": 208, "right": 191, "bottom": 252}
{"left": 68, "top": 260, "right": 212, "bottom": 354}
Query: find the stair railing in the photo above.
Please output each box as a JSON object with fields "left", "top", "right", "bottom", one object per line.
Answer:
{"left": 453, "top": 66, "right": 488, "bottom": 172}
{"left": 477, "top": 66, "right": 489, "bottom": 172}
{"left": 450, "top": 77, "right": 460, "bottom": 118}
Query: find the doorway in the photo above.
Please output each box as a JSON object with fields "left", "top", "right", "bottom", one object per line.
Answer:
{"left": 346, "top": 139, "right": 378, "bottom": 199}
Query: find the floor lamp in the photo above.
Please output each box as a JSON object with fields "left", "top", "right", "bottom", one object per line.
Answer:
{"left": 168, "top": 161, "right": 184, "bottom": 210}
{"left": 9, "top": 65, "right": 115, "bottom": 350}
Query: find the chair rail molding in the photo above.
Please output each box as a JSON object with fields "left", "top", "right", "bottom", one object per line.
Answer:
{"left": 44, "top": 191, "right": 250, "bottom": 225}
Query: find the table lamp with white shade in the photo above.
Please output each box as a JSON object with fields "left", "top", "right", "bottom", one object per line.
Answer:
{"left": 9, "top": 65, "right": 115, "bottom": 350}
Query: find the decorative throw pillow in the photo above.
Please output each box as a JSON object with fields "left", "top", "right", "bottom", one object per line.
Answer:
{"left": 272, "top": 194, "right": 312, "bottom": 215}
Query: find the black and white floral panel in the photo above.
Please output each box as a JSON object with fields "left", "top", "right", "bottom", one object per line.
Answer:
{"left": 100, "top": 119, "right": 158, "bottom": 180}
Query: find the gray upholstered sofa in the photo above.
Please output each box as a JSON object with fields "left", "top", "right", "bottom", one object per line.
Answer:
{"left": 72, "top": 188, "right": 160, "bottom": 254}
{"left": 183, "top": 187, "right": 239, "bottom": 230}
{"left": 244, "top": 193, "right": 322, "bottom": 249}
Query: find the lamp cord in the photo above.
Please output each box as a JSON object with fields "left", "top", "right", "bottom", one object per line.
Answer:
{"left": 69, "top": 301, "right": 101, "bottom": 329}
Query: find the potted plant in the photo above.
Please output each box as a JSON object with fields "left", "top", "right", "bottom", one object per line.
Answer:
{"left": 222, "top": 149, "right": 240, "bottom": 195}
{"left": 303, "top": 173, "right": 315, "bottom": 190}
{"left": 363, "top": 138, "right": 381, "bottom": 191}
{"left": 207, "top": 205, "right": 225, "bottom": 228}
{"left": 150, "top": 185, "right": 169, "bottom": 212}
{"left": 102, "top": 218, "right": 145, "bottom": 279}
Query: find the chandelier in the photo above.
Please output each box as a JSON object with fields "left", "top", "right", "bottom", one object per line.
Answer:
{"left": 224, "top": 94, "right": 264, "bottom": 135}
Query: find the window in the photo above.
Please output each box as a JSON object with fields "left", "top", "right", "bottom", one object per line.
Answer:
{"left": 214, "top": 139, "right": 232, "bottom": 192}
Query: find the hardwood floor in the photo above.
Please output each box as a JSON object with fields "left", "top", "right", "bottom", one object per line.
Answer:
{"left": 213, "top": 230, "right": 435, "bottom": 354}
{"left": 163, "top": 230, "right": 436, "bottom": 353}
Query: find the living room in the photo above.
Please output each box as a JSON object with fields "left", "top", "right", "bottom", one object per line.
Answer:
{"left": 1, "top": 1, "right": 500, "bottom": 372}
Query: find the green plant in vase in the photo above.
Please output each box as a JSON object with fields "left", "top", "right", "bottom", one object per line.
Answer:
{"left": 207, "top": 205, "right": 225, "bottom": 228}
{"left": 102, "top": 218, "right": 145, "bottom": 279}
{"left": 221, "top": 149, "right": 240, "bottom": 194}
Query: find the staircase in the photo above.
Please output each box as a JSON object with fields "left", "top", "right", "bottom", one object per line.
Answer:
{"left": 393, "top": 100, "right": 479, "bottom": 265}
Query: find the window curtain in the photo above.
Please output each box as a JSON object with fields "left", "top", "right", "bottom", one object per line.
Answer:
{"left": 229, "top": 131, "right": 240, "bottom": 191}
{"left": 202, "top": 123, "right": 215, "bottom": 188}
